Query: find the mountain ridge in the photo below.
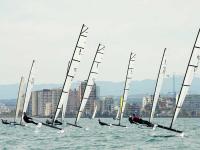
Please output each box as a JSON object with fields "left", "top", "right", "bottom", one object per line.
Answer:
{"left": 1, "top": 76, "right": 200, "bottom": 99}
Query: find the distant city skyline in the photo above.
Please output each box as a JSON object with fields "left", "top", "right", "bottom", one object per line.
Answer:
{"left": 2, "top": 75, "right": 200, "bottom": 99}
{"left": 0, "top": 0, "right": 200, "bottom": 84}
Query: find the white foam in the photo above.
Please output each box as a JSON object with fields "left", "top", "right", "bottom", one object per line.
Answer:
{"left": 58, "top": 129, "right": 65, "bottom": 134}
{"left": 153, "top": 124, "right": 158, "bottom": 131}
{"left": 85, "top": 127, "right": 89, "bottom": 131}
{"left": 36, "top": 123, "right": 42, "bottom": 128}
{"left": 179, "top": 132, "right": 185, "bottom": 138}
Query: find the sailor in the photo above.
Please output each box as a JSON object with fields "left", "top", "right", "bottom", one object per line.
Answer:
{"left": 129, "top": 114, "right": 153, "bottom": 127}
{"left": 1, "top": 119, "right": 9, "bottom": 124}
{"left": 23, "top": 112, "right": 37, "bottom": 125}
{"left": 55, "top": 119, "right": 62, "bottom": 125}
{"left": 98, "top": 119, "right": 110, "bottom": 126}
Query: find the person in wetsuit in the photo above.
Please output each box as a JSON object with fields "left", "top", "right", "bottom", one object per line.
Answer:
{"left": 1, "top": 119, "right": 9, "bottom": 124}
{"left": 23, "top": 112, "right": 37, "bottom": 125}
{"left": 98, "top": 119, "right": 110, "bottom": 126}
{"left": 46, "top": 116, "right": 62, "bottom": 125}
{"left": 55, "top": 120, "right": 62, "bottom": 125}
{"left": 128, "top": 114, "right": 153, "bottom": 127}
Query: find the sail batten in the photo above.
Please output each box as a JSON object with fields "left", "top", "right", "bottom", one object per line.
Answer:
{"left": 170, "top": 29, "right": 200, "bottom": 128}
{"left": 75, "top": 44, "right": 105, "bottom": 125}
{"left": 118, "top": 52, "right": 136, "bottom": 125}
{"left": 52, "top": 24, "right": 88, "bottom": 124}
{"left": 149, "top": 48, "right": 167, "bottom": 122}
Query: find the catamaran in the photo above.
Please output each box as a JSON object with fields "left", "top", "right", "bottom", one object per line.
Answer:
{"left": 113, "top": 52, "right": 136, "bottom": 127}
{"left": 1, "top": 77, "right": 25, "bottom": 125}
{"left": 98, "top": 52, "right": 136, "bottom": 127}
{"left": 24, "top": 25, "right": 89, "bottom": 131}
{"left": 129, "top": 29, "right": 200, "bottom": 134}
{"left": 47, "top": 24, "right": 89, "bottom": 126}
{"left": 168, "top": 29, "right": 200, "bottom": 132}
{"left": 152, "top": 29, "right": 200, "bottom": 134}
{"left": 129, "top": 48, "right": 167, "bottom": 129}
{"left": 67, "top": 43, "right": 105, "bottom": 128}
{"left": 149, "top": 48, "right": 167, "bottom": 123}
{"left": 20, "top": 60, "right": 36, "bottom": 125}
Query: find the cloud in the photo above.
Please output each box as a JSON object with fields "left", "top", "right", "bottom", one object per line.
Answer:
{"left": 0, "top": 0, "right": 200, "bottom": 84}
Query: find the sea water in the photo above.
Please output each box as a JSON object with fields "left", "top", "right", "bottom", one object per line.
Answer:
{"left": 0, "top": 118, "right": 199, "bottom": 150}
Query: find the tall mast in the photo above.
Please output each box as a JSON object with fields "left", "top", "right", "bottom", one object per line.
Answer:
{"left": 170, "top": 29, "right": 200, "bottom": 128}
{"left": 75, "top": 44, "right": 105, "bottom": 125}
{"left": 20, "top": 60, "right": 36, "bottom": 124}
{"left": 118, "top": 52, "right": 136, "bottom": 125}
{"left": 52, "top": 24, "right": 88, "bottom": 125}
{"left": 173, "top": 73, "right": 176, "bottom": 98}
{"left": 149, "top": 48, "right": 166, "bottom": 122}
{"left": 14, "top": 77, "right": 25, "bottom": 122}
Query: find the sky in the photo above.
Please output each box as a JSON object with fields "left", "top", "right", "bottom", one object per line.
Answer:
{"left": 0, "top": 0, "right": 200, "bottom": 84}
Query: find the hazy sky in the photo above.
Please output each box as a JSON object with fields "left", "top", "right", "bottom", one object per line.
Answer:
{"left": 0, "top": 0, "right": 200, "bottom": 84}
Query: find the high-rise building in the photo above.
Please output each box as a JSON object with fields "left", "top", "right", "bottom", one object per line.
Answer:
{"left": 78, "top": 81, "right": 97, "bottom": 117}
{"left": 37, "top": 89, "right": 52, "bottom": 117}
{"left": 28, "top": 89, "right": 61, "bottom": 117}
{"left": 99, "top": 96, "right": 114, "bottom": 116}
{"left": 31, "top": 91, "right": 38, "bottom": 116}
{"left": 45, "top": 102, "right": 52, "bottom": 116}
{"left": 28, "top": 88, "right": 84, "bottom": 117}
{"left": 66, "top": 89, "right": 80, "bottom": 117}
{"left": 51, "top": 88, "right": 62, "bottom": 115}
{"left": 182, "top": 95, "right": 200, "bottom": 117}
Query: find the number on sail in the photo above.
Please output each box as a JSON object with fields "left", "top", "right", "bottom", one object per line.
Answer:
{"left": 52, "top": 24, "right": 89, "bottom": 124}
{"left": 75, "top": 44, "right": 105, "bottom": 125}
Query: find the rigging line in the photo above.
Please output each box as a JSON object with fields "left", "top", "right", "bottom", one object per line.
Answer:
{"left": 149, "top": 48, "right": 166, "bottom": 122}
{"left": 75, "top": 44, "right": 105, "bottom": 125}
{"left": 52, "top": 24, "right": 88, "bottom": 124}
{"left": 52, "top": 61, "right": 71, "bottom": 124}
{"left": 170, "top": 28, "right": 200, "bottom": 128}
{"left": 119, "top": 52, "right": 136, "bottom": 125}
{"left": 20, "top": 60, "right": 35, "bottom": 124}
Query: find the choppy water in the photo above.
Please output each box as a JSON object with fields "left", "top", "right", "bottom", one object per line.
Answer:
{"left": 0, "top": 118, "right": 200, "bottom": 150}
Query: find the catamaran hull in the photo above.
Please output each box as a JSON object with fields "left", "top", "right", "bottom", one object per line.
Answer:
{"left": 111, "top": 124, "right": 126, "bottom": 127}
{"left": 156, "top": 124, "right": 183, "bottom": 133}
{"left": 1, "top": 120, "right": 25, "bottom": 126}
{"left": 66, "top": 122, "right": 82, "bottom": 128}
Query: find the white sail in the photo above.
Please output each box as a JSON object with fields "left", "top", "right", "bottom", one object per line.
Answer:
{"left": 15, "top": 76, "right": 25, "bottom": 122}
{"left": 91, "top": 105, "right": 97, "bottom": 119}
{"left": 149, "top": 49, "right": 167, "bottom": 122}
{"left": 115, "top": 107, "right": 120, "bottom": 120}
{"left": 75, "top": 44, "right": 105, "bottom": 124}
{"left": 53, "top": 24, "right": 88, "bottom": 124}
{"left": 119, "top": 52, "right": 136, "bottom": 122}
{"left": 170, "top": 29, "right": 200, "bottom": 128}
{"left": 21, "top": 60, "right": 36, "bottom": 123}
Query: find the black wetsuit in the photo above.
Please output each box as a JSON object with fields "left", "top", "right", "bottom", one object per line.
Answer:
{"left": 98, "top": 119, "right": 110, "bottom": 126}
{"left": 46, "top": 119, "right": 62, "bottom": 125}
{"left": 139, "top": 119, "right": 153, "bottom": 127}
{"left": 23, "top": 114, "right": 37, "bottom": 125}
{"left": 128, "top": 116, "right": 153, "bottom": 127}
{"left": 1, "top": 119, "right": 10, "bottom": 125}
{"left": 55, "top": 120, "right": 62, "bottom": 125}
